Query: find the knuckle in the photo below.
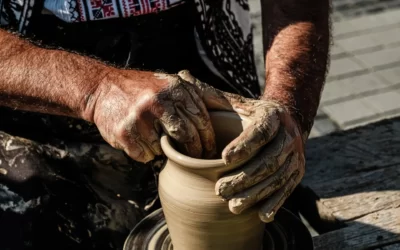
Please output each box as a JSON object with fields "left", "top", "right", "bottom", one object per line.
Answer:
{"left": 172, "top": 86, "right": 187, "bottom": 102}
{"left": 114, "top": 124, "right": 130, "bottom": 140}
{"left": 168, "top": 75, "right": 182, "bottom": 87}
{"left": 134, "top": 91, "right": 165, "bottom": 116}
{"left": 129, "top": 93, "right": 166, "bottom": 119}
{"left": 177, "top": 70, "right": 196, "bottom": 83}
{"left": 177, "top": 69, "right": 191, "bottom": 77}
{"left": 114, "top": 118, "right": 138, "bottom": 143}
{"left": 164, "top": 118, "right": 191, "bottom": 142}
{"left": 182, "top": 83, "right": 202, "bottom": 101}
{"left": 137, "top": 90, "right": 158, "bottom": 105}
{"left": 164, "top": 83, "right": 190, "bottom": 103}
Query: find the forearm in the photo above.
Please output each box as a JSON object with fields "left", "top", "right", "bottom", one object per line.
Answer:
{"left": 0, "top": 29, "right": 112, "bottom": 121}
{"left": 260, "top": 0, "right": 331, "bottom": 135}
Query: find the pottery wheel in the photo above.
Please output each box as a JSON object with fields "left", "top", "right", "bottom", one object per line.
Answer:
{"left": 123, "top": 208, "right": 314, "bottom": 250}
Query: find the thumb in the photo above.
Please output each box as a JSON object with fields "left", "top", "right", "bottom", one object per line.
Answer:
{"left": 178, "top": 70, "right": 245, "bottom": 112}
{"left": 222, "top": 113, "right": 281, "bottom": 164}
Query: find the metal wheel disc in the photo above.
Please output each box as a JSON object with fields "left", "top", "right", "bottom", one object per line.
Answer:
{"left": 124, "top": 208, "right": 313, "bottom": 250}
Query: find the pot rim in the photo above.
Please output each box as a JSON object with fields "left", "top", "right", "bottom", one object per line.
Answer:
{"left": 160, "top": 111, "right": 248, "bottom": 170}
{"left": 160, "top": 135, "right": 225, "bottom": 169}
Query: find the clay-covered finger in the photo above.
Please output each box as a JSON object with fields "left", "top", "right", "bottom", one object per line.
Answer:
{"left": 124, "top": 112, "right": 162, "bottom": 158}
{"left": 135, "top": 120, "right": 163, "bottom": 156}
{"left": 258, "top": 172, "right": 302, "bottom": 223}
{"left": 177, "top": 84, "right": 217, "bottom": 158}
{"left": 112, "top": 120, "right": 155, "bottom": 163}
{"left": 118, "top": 132, "right": 154, "bottom": 163}
{"left": 124, "top": 139, "right": 155, "bottom": 163}
{"left": 160, "top": 111, "right": 202, "bottom": 158}
{"left": 216, "top": 128, "right": 292, "bottom": 198}
{"left": 222, "top": 113, "right": 281, "bottom": 164}
{"left": 178, "top": 70, "right": 237, "bottom": 111}
{"left": 179, "top": 71, "right": 279, "bottom": 119}
{"left": 227, "top": 153, "right": 298, "bottom": 215}
{"left": 176, "top": 108, "right": 203, "bottom": 158}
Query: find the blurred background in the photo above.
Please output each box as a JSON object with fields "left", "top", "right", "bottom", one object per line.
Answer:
{"left": 249, "top": 0, "right": 400, "bottom": 138}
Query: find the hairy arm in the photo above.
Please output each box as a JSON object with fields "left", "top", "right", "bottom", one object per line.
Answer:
{"left": 0, "top": 29, "right": 113, "bottom": 121}
{"left": 0, "top": 29, "right": 218, "bottom": 161}
{"left": 260, "top": 0, "right": 331, "bottom": 136}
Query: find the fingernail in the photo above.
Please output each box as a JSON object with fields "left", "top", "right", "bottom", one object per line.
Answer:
{"left": 260, "top": 210, "right": 275, "bottom": 223}
{"left": 229, "top": 199, "right": 245, "bottom": 215}
{"left": 223, "top": 157, "right": 231, "bottom": 165}
{"left": 222, "top": 147, "right": 237, "bottom": 165}
{"left": 215, "top": 180, "right": 233, "bottom": 198}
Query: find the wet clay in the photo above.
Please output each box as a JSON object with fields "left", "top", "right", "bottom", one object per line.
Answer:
{"left": 159, "top": 111, "right": 265, "bottom": 250}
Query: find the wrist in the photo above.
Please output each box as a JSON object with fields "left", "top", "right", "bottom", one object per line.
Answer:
{"left": 262, "top": 86, "right": 309, "bottom": 135}
{"left": 80, "top": 69, "right": 159, "bottom": 123}
{"left": 261, "top": 86, "right": 296, "bottom": 116}
{"left": 262, "top": 91, "right": 310, "bottom": 147}
{"left": 79, "top": 68, "right": 118, "bottom": 123}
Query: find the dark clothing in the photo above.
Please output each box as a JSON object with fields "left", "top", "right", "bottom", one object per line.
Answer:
{"left": 29, "top": 3, "right": 239, "bottom": 93}
{"left": 0, "top": 132, "right": 159, "bottom": 250}
{"left": 0, "top": 3, "right": 262, "bottom": 250}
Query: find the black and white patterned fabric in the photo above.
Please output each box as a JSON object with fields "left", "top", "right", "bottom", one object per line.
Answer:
{"left": 194, "top": 0, "right": 260, "bottom": 97}
{"left": 0, "top": 0, "right": 261, "bottom": 97}
{"left": 0, "top": 0, "right": 42, "bottom": 34}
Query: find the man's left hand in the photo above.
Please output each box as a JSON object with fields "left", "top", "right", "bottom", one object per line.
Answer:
{"left": 178, "top": 70, "right": 306, "bottom": 223}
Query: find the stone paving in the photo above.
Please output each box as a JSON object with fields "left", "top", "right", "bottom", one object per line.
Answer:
{"left": 331, "top": 0, "right": 400, "bottom": 21}
{"left": 249, "top": 0, "right": 400, "bottom": 138}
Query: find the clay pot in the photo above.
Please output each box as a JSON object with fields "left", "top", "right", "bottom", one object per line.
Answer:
{"left": 159, "top": 111, "right": 265, "bottom": 250}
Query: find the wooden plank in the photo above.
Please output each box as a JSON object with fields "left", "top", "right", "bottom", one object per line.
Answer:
{"left": 313, "top": 208, "right": 400, "bottom": 250}
{"left": 306, "top": 164, "right": 400, "bottom": 199}
{"left": 322, "top": 191, "right": 400, "bottom": 221}
{"left": 307, "top": 164, "right": 400, "bottom": 220}
{"left": 300, "top": 117, "right": 400, "bottom": 247}
{"left": 304, "top": 117, "right": 400, "bottom": 189}
{"left": 301, "top": 117, "right": 400, "bottom": 221}
{"left": 377, "top": 243, "right": 400, "bottom": 249}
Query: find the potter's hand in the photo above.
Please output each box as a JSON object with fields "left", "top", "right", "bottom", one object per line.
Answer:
{"left": 216, "top": 110, "right": 305, "bottom": 223}
{"left": 91, "top": 70, "right": 217, "bottom": 163}
{"left": 178, "top": 70, "right": 305, "bottom": 223}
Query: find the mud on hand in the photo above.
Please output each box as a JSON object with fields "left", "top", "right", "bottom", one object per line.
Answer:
{"left": 178, "top": 70, "right": 306, "bottom": 223}
{"left": 91, "top": 70, "right": 218, "bottom": 163}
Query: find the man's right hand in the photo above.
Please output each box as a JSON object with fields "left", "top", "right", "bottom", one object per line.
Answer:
{"left": 87, "top": 70, "right": 217, "bottom": 163}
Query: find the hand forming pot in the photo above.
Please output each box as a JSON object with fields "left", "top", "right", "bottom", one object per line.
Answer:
{"left": 159, "top": 111, "right": 265, "bottom": 250}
